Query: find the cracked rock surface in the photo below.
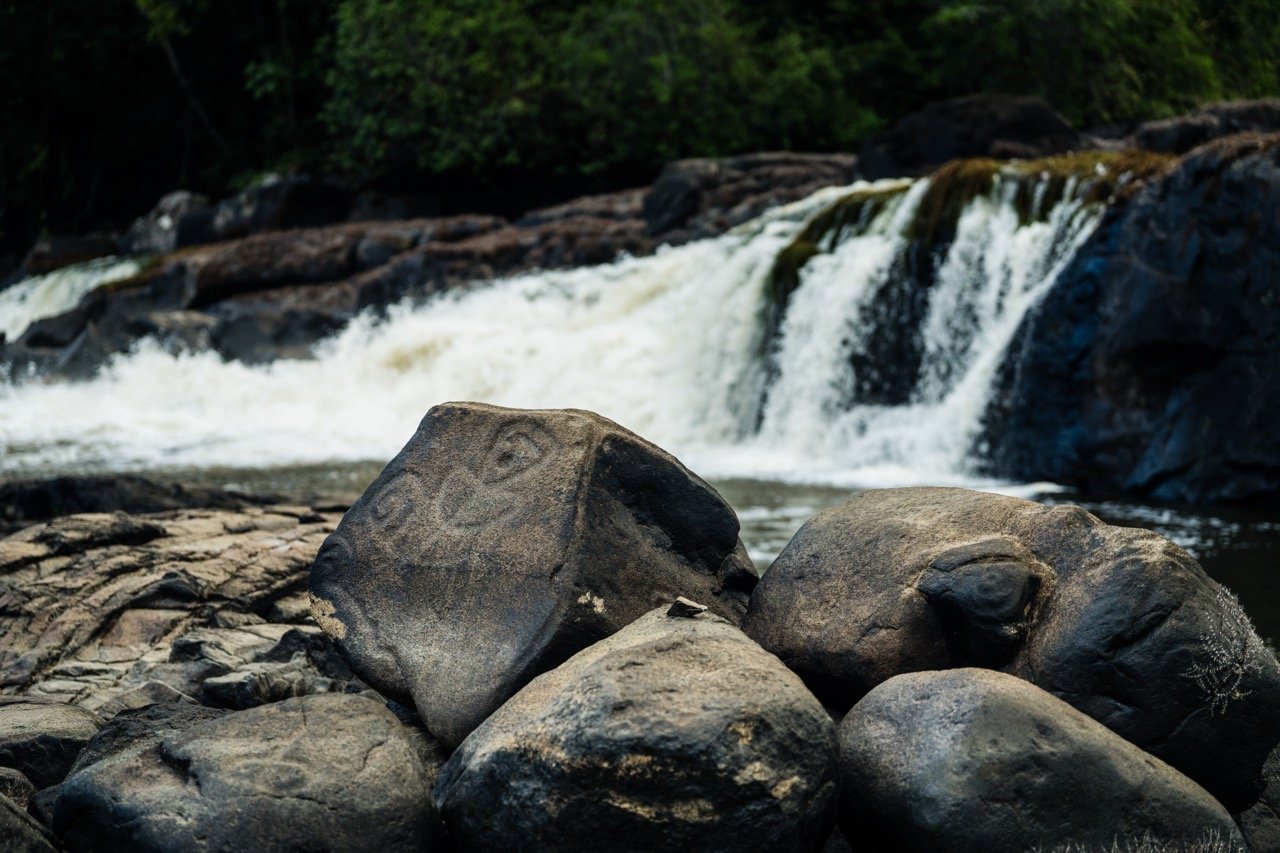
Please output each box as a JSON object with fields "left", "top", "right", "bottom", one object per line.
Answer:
{"left": 51, "top": 693, "right": 436, "bottom": 853}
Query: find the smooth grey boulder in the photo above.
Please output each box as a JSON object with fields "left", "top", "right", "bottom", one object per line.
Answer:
{"left": 838, "top": 669, "right": 1246, "bottom": 852}
{"left": 435, "top": 606, "right": 838, "bottom": 852}
{"left": 311, "top": 402, "right": 757, "bottom": 748}
{"left": 0, "top": 697, "right": 102, "bottom": 788}
{"left": 52, "top": 693, "right": 436, "bottom": 852}
{"left": 744, "top": 487, "right": 1280, "bottom": 811}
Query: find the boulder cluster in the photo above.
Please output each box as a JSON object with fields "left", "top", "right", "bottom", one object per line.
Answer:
{"left": 2, "top": 403, "right": 1278, "bottom": 851}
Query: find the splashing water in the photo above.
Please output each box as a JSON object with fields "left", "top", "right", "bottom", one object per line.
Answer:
{"left": 0, "top": 257, "right": 143, "bottom": 342}
{"left": 0, "top": 175, "right": 1101, "bottom": 489}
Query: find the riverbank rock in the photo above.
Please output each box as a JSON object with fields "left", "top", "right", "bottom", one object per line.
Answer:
{"left": 858, "top": 94, "right": 1087, "bottom": 180}
{"left": 311, "top": 402, "right": 756, "bottom": 748}
{"left": 52, "top": 693, "right": 436, "bottom": 853}
{"left": 987, "top": 133, "right": 1280, "bottom": 504}
{"left": 838, "top": 669, "right": 1246, "bottom": 851}
{"left": 435, "top": 606, "right": 837, "bottom": 852}
{"left": 0, "top": 698, "right": 102, "bottom": 788}
{"left": 745, "top": 486, "right": 1280, "bottom": 811}
{"left": 0, "top": 503, "right": 344, "bottom": 711}
{"left": 1131, "top": 99, "right": 1280, "bottom": 154}
{"left": 0, "top": 474, "right": 271, "bottom": 535}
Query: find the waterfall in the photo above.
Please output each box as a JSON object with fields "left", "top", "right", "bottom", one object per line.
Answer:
{"left": 0, "top": 157, "right": 1133, "bottom": 486}
{"left": 0, "top": 257, "right": 143, "bottom": 342}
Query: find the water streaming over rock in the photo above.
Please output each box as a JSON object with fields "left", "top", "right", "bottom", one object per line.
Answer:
{"left": 0, "top": 161, "right": 1128, "bottom": 487}
{"left": 0, "top": 257, "right": 142, "bottom": 342}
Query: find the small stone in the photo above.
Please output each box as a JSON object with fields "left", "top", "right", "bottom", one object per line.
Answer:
{"left": 667, "top": 596, "right": 708, "bottom": 618}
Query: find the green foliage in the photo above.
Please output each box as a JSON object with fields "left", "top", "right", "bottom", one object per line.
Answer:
{"left": 4, "top": 0, "right": 1280, "bottom": 258}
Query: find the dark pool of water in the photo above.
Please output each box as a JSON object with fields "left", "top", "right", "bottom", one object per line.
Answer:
{"left": 146, "top": 465, "right": 1280, "bottom": 645}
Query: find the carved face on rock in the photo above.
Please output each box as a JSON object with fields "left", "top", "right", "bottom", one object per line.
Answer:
{"left": 744, "top": 486, "right": 1280, "bottom": 811}
{"left": 310, "top": 401, "right": 755, "bottom": 750}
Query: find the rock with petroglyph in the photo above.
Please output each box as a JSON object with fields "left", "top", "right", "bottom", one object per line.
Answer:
{"left": 435, "top": 606, "right": 837, "bottom": 852}
{"left": 744, "top": 486, "right": 1280, "bottom": 811}
{"left": 51, "top": 694, "right": 437, "bottom": 853}
{"left": 310, "top": 402, "right": 757, "bottom": 748}
{"left": 837, "top": 669, "right": 1246, "bottom": 852}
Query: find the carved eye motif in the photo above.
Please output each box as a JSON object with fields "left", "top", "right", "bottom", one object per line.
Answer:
{"left": 482, "top": 423, "right": 552, "bottom": 484}
{"left": 312, "top": 535, "right": 355, "bottom": 579}
{"left": 365, "top": 470, "right": 419, "bottom": 531}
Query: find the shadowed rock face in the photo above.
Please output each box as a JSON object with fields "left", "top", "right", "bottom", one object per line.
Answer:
{"left": 310, "top": 402, "right": 756, "bottom": 749}
{"left": 838, "top": 669, "right": 1246, "bottom": 852}
{"left": 744, "top": 486, "right": 1280, "bottom": 811}
{"left": 435, "top": 607, "right": 838, "bottom": 852}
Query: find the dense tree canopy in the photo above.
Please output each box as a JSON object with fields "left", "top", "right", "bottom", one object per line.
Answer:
{"left": 2, "top": 0, "right": 1278, "bottom": 257}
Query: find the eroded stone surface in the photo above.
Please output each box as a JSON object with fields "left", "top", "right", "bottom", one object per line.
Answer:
{"left": 53, "top": 693, "right": 436, "bottom": 853}
{"left": 0, "top": 697, "right": 101, "bottom": 788}
{"left": 435, "top": 607, "right": 837, "bottom": 852}
{"left": 1, "top": 505, "right": 342, "bottom": 710}
{"left": 311, "top": 402, "right": 756, "bottom": 748}
{"left": 838, "top": 669, "right": 1246, "bottom": 852}
{"left": 745, "top": 486, "right": 1280, "bottom": 810}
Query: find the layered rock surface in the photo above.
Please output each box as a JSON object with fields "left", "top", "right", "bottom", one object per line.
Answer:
{"left": 310, "top": 402, "right": 756, "bottom": 748}
{"left": 435, "top": 606, "right": 838, "bottom": 852}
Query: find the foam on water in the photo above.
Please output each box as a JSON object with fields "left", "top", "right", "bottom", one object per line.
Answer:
{"left": 0, "top": 177, "right": 1099, "bottom": 490}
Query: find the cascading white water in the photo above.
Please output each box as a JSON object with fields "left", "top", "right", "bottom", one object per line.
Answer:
{"left": 0, "top": 173, "right": 1104, "bottom": 488}
{"left": 0, "top": 257, "right": 143, "bottom": 342}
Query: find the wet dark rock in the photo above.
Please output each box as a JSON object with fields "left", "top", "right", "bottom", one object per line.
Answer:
{"left": 0, "top": 792, "right": 57, "bottom": 853}
{"left": 1132, "top": 100, "right": 1280, "bottom": 154}
{"left": 435, "top": 607, "right": 838, "bottom": 852}
{"left": 52, "top": 693, "right": 436, "bottom": 853}
{"left": 987, "top": 133, "right": 1280, "bottom": 504}
{"left": 859, "top": 94, "right": 1087, "bottom": 180}
{"left": 122, "top": 191, "right": 210, "bottom": 255}
{"left": 0, "top": 767, "right": 34, "bottom": 810}
{"left": 0, "top": 474, "right": 268, "bottom": 535}
{"left": 179, "top": 174, "right": 356, "bottom": 247}
{"left": 838, "top": 669, "right": 1246, "bottom": 851}
{"left": 22, "top": 234, "right": 121, "bottom": 277}
{"left": 207, "top": 300, "right": 349, "bottom": 364}
{"left": 1236, "top": 744, "right": 1280, "bottom": 852}
{"left": 644, "top": 152, "right": 857, "bottom": 241}
{"left": 744, "top": 487, "right": 1280, "bottom": 811}
{"left": 311, "top": 402, "right": 756, "bottom": 748}
{"left": 0, "top": 697, "right": 102, "bottom": 789}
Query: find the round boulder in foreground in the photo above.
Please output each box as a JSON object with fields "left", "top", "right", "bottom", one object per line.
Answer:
{"left": 838, "top": 668, "right": 1246, "bottom": 852}
{"left": 53, "top": 693, "right": 436, "bottom": 853}
{"left": 435, "top": 606, "right": 838, "bottom": 852}
{"left": 0, "top": 697, "right": 102, "bottom": 789}
{"left": 744, "top": 486, "right": 1280, "bottom": 811}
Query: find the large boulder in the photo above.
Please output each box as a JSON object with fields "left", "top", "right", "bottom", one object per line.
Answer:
{"left": 311, "top": 402, "right": 756, "bottom": 748}
{"left": 52, "top": 693, "right": 436, "bottom": 852}
{"left": 122, "top": 191, "right": 210, "bottom": 255}
{"left": 435, "top": 605, "right": 838, "bottom": 852}
{"left": 986, "top": 133, "right": 1280, "bottom": 503}
{"left": 0, "top": 793, "right": 57, "bottom": 853}
{"left": 1236, "top": 744, "right": 1280, "bottom": 852}
{"left": 838, "top": 669, "right": 1246, "bottom": 851}
{"left": 0, "top": 697, "right": 102, "bottom": 788}
{"left": 744, "top": 487, "right": 1280, "bottom": 811}
{"left": 858, "top": 94, "right": 1087, "bottom": 180}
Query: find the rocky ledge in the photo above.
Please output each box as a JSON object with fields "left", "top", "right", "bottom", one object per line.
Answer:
{"left": 1, "top": 403, "right": 1277, "bottom": 851}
